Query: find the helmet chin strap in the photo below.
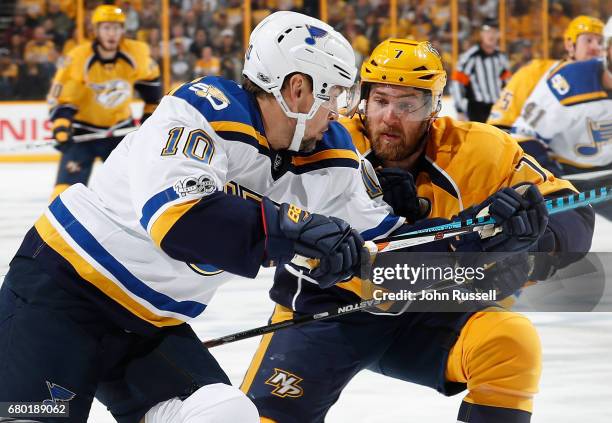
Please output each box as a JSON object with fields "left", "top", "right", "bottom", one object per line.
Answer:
{"left": 272, "top": 90, "right": 326, "bottom": 152}
{"left": 289, "top": 113, "right": 308, "bottom": 151}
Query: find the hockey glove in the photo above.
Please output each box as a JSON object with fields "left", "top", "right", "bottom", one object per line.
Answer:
{"left": 471, "top": 252, "right": 532, "bottom": 300}
{"left": 527, "top": 228, "right": 566, "bottom": 281}
{"left": 453, "top": 184, "right": 549, "bottom": 262}
{"left": 52, "top": 118, "right": 73, "bottom": 152}
{"left": 261, "top": 197, "right": 369, "bottom": 289}
{"left": 376, "top": 167, "right": 430, "bottom": 222}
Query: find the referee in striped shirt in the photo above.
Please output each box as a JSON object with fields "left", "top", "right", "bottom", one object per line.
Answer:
{"left": 451, "top": 19, "right": 511, "bottom": 122}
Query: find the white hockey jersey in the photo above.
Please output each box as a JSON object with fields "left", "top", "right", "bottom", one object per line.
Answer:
{"left": 511, "top": 59, "right": 612, "bottom": 168}
{"left": 25, "top": 76, "right": 402, "bottom": 330}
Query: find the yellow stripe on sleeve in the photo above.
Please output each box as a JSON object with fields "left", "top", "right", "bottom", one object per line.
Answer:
{"left": 559, "top": 91, "right": 607, "bottom": 106}
{"left": 553, "top": 155, "right": 597, "bottom": 169}
{"left": 291, "top": 149, "right": 359, "bottom": 167}
{"left": 34, "top": 214, "right": 184, "bottom": 327}
{"left": 150, "top": 200, "right": 200, "bottom": 248}
{"left": 210, "top": 121, "right": 269, "bottom": 148}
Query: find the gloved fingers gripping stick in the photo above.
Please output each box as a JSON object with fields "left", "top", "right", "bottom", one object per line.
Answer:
{"left": 452, "top": 184, "right": 549, "bottom": 258}
{"left": 261, "top": 197, "right": 372, "bottom": 288}
{"left": 291, "top": 240, "right": 378, "bottom": 277}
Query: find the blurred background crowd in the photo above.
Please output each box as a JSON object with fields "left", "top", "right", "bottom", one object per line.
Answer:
{"left": 0, "top": 0, "right": 610, "bottom": 100}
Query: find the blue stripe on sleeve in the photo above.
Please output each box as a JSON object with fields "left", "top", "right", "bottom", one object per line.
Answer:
{"left": 49, "top": 197, "right": 206, "bottom": 318}
{"left": 361, "top": 214, "right": 402, "bottom": 240}
{"left": 140, "top": 186, "right": 180, "bottom": 231}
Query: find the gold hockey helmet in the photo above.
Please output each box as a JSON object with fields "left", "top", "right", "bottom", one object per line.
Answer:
{"left": 564, "top": 15, "right": 604, "bottom": 43}
{"left": 360, "top": 38, "right": 447, "bottom": 97}
{"left": 91, "top": 5, "right": 126, "bottom": 25}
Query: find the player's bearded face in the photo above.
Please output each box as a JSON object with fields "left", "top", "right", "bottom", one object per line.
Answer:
{"left": 365, "top": 85, "right": 432, "bottom": 161}
{"left": 96, "top": 22, "right": 124, "bottom": 51}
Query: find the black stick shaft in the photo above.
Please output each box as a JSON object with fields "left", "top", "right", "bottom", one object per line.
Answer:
{"left": 203, "top": 299, "right": 384, "bottom": 348}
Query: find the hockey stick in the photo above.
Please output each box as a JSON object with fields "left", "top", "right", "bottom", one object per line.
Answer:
{"left": 203, "top": 278, "right": 460, "bottom": 348}
{"left": 204, "top": 298, "right": 386, "bottom": 348}
{"left": 0, "top": 126, "right": 137, "bottom": 153}
{"left": 72, "top": 126, "right": 137, "bottom": 142}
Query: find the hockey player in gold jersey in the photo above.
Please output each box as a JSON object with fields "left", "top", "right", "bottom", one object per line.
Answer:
{"left": 241, "top": 39, "right": 595, "bottom": 422}
{"left": 487, "top": 15, "right": 604, "bottom": 131}
{"left": 47, "top": 5, "right": 161, "bottom": 199}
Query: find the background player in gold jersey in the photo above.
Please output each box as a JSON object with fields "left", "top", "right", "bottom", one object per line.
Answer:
{"left": 47, "top": 5, "right": 161, "bottom": 199}
{"left": 487, "top": 15, "right": 604, "bottom": 131}
{"left": 241, "top": 39, "right": 595, "bottom": 423}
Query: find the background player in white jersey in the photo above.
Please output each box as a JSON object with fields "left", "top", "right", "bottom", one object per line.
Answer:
{"left": 487, "top": 15, "right": 604, "bottom": 132}
{"left": 511, "top": 16, "right": 612, "bottom": 219}
{"left": 0, "top": 11, "right": 390, "bottom": 422}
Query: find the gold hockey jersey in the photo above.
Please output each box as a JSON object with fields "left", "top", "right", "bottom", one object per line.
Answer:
{"left": 48, "top": 38, "right": 160, "bottom": 130}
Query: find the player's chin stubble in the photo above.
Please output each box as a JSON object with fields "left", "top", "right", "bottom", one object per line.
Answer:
{"left": 299, "top": 136, "right": 317, "bottom": 153}
{"left": 368, "top": 120, "right": 428, "bottom": 162}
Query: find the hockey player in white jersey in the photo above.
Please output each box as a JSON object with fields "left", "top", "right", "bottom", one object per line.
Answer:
{"left": 0, "top": 11, "right": 399, "bottom": 422}
{"left": 511, "top": 16, "right": 612, "bottom": 219}
{"left": 487, "top": 14, "right": 604, "bottom": 131}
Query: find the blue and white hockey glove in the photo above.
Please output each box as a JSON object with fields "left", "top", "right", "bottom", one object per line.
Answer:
{"left": 453, "top": 184, "right": 549, "bottom": 260}
{"left": 261, "top": 197, "right": 368, "bottom": 288}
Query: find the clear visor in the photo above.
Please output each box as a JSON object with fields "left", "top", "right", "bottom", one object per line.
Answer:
{"left": 366, "top": 90, "right": 437, "bottom": 122}
{"left": 317, "top": 82, "right": 361, "bottom": 119}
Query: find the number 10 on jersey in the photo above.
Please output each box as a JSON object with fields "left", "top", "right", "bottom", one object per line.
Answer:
{"left": 161, "top": 127, "right": 215, "bottom": 163}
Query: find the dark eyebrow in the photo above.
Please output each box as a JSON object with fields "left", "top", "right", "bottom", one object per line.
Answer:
{"left": 372, "top": 92, "right": 419, "bottom": 99}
